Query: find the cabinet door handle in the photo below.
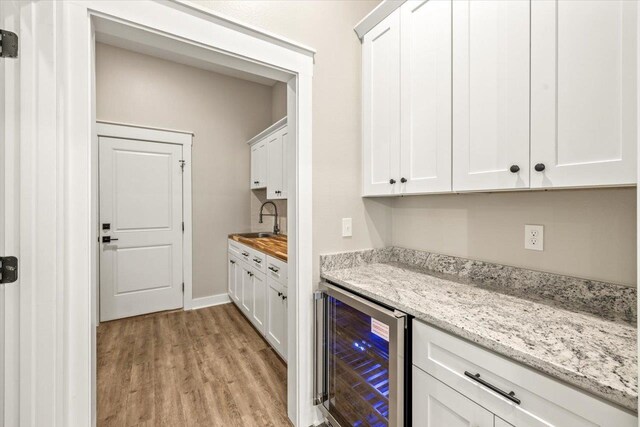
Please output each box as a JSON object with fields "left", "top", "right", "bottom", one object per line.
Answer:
{"left": 534, "top": 163, "right": 546, "bottom": 172}
{"left": 389, "top": 178, "right": 396, "bottom": 185}
{"left": 464, "top": 371, "right": 521, "bottom": 405}
{"left": 400, "top": 177, "right": 407, "bottom": 183}
{"left": 509, "top": 165, "right": 520, "bottom": 173}
{"left": 277, "top": 292, "right": 282, "bottom": 297}
{"left": 282, "top": 295, "right": 287, "bottom": 301}
{"left": 230, "top": 260, "right": 236, "bottom": 264}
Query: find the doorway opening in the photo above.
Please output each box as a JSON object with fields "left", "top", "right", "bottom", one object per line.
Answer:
{"left": 93, "top": 35, "right": 293, "bottom": 423}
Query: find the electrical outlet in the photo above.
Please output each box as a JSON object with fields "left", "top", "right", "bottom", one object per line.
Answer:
{"left": 525, "top": 225, "right": 544, "bottom": 251}
{"left": 342, "top": 218, "right": 352, "bottom": 237}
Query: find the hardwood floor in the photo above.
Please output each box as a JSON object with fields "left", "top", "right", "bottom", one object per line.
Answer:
{"left": 97, "top": 303, "right": 290, "bottom": 427}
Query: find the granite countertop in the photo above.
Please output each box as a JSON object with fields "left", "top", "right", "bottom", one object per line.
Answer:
{"left": 229, "top": 233, "right": 288, "bottom": 261}
{"left": 320, "top": 249, "right": 637, "bottom": 412}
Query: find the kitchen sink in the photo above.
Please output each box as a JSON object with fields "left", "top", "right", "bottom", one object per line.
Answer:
{"left": 236, "top": 232, "right": 277, "bottom": 238}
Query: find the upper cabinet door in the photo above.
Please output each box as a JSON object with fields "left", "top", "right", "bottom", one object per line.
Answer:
{"left": 280, "top": 127, "right": 289, "bottom": 199}
{"left": 250, "top": 140, "right": 267, "bottom": 189}
{"left": 267, "top": 126, "right": 288, "bottom": 200}
{"left": 363, "top": 9, "right": 401, "bottom": 196}
{"left": 400, "top": 0, "right": 452, "bottom": 195}
{"left": 531, "top": 0, "right": 637, "bottom": 188}
{"left": 452, "top": 0, "right": 530, "bottom": 192}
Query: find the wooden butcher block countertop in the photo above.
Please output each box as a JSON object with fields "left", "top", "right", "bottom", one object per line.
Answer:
{"left": 228, "top": 233, "right": 288, "bottom": 262}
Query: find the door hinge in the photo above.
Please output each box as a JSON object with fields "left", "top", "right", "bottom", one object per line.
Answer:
{"left": 179, "top": 160, "right": 186, "bottom": 171}
{"left": 182, "top": 221, "right": 184, "bottom": 232}
{"left": 0, "top": 30, "right": 18, "bottom": 58}
{"left": 0, "top": 256, "right": 18, "bottom": 284}
{"left": 182, "top": 282, "right": 185, "bottom": 293}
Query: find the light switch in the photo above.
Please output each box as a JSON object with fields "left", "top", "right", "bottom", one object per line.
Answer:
{"left": 342, "top": 218, "right": 352, "bottom": 237}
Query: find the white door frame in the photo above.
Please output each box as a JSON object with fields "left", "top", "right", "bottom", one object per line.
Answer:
{"left": 19, "top": 1, "right": 315, "bottom": 426}
{"left": 0, "top": 1, "right": 20, "bottom": 425}
{"left": 96, "top": 121, "right": 194, "bottom": 318}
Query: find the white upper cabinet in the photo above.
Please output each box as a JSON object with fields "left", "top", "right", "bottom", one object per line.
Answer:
{"left": 400, "top": 0, "right": 452, "bottom": 194}
{"left": 250, "top": 139, "right": 267, "bottom": 189}
{"left": 363, "top": 8, "right": 401, "bottom": 196}
{"left": 267, "top": 126, "right": 288, "bottom": 200}
{"left": 360, "top": 0, "right": 636, "bottom": 195}
{"left": 248, "top": 117, "right": 288, "bottom": 199}
{"left": 530, "top": 0, "right": 637, "bottom": 188}
{"left": 452, "top": 0, "right": 530, "bottom": 192}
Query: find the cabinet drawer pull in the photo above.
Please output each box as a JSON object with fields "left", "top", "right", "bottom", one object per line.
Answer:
{"left": 268, "top": 266, "right": 280, "bottom": 273}
{"left": 230, "top": 260, "right": 235, "bottom": 264}
{"left": 253, "top": 258, "right": 262, "bottom": 263}
{"left": 242, "top": 251, "right": 250, "bottom": 257}
{"left": 464, "top": 371, "right": 521, "bottom": 405}
{"left": 277, "top": 292, "right": 282, "bottom": 297}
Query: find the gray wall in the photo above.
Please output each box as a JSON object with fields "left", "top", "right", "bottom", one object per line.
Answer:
{"left": 196, "top": 0, "right": 393, "bottom": 285}
{"left": 392, "top": 189, "right": 636, "bottom": 286}
{"left": 195, "top": 1, "right": 636, "bottom": 287}
{"left": 96, "top": 43, "right": 274, "bottom": 299}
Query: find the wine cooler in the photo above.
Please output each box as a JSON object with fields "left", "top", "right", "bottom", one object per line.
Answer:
{"left": 314, "top": 282, "right": 410, "bottom": 427}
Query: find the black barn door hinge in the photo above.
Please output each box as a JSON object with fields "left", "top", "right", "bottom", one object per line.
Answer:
{"left": 0, "top": 30, "right": 18, "bottom": 58}
{"left": 0, "top": 256, "right": 18, "bottom": 284}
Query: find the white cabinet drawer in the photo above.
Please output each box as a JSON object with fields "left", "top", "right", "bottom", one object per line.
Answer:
{"left": 266, "top": 255, "right": 287, "bottom": 285}
{"left": 249, "top": 249, "right": 266, "bottom": 273}
{"left": 412, "top": 320, "right": 636, "bottom": 427}
{"left": 228, "top": 239, "right": 243, "bottom": 257}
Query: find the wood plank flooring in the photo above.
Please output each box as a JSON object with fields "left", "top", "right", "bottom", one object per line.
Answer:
{"left": 97, "top": 303, "right": 290, "bottom": 427}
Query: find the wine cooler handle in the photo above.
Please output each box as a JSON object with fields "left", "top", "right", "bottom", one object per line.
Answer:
{"left": 313, "top": 290, "right": 327, "bottom": 406}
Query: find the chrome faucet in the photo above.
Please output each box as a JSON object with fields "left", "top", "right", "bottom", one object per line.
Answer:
{"left": 259, "top": 201, "right": 280, "bottom": 234}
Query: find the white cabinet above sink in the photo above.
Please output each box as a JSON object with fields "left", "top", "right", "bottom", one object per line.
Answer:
{"left": 248, "top": 117, "right": 288, "bottom": 199}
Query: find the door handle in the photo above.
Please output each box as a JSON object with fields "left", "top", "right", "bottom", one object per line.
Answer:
{"left": 101, "top": 236, "right": 119, "bottom": 243}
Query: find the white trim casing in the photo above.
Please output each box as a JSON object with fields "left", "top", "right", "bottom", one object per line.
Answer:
{"left": 22, "top": 1, "right": 316, "bottom": 426}
{"left": 354, "top": 0, "right": 407, "bottom": 41}
{"left": 95, "top": 122, "right": 194, "bottom": 314}
{"left": 189, "top": 293, "right": 231, "bottom": 310}
{"left": 247, "top": 116, "right": 287, "bottom": 146}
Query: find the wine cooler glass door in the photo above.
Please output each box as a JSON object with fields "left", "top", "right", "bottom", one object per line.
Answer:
{"left": 321, "top": 284, "right": 405, "bottom": 427}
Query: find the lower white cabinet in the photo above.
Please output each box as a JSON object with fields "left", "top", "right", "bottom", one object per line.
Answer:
{"left": 240, "top": 264, "right": 253, "bottom": 317}
{"left": 413, "top": 367, "right": 494, "bottom": 427}
{"left": 266, "top": 278, "right": 287, "bottom": 361}
{"left": 413, "top": 320, "right": 637, "bottom": 427}
{"left": 251, "top": 267, "right": 267, "bottom": 335}
{"left": 228, "top": 239, "right": 287, "bottom": 361}
{"left": 227, "top": 254, "right": 241, "bottom": 304}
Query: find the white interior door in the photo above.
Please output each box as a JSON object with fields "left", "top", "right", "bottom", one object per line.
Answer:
{"left": 0, "top": 1, "right": 19, "bottom": 423}
{"left": 99, "top": 137, "right": 184, "bottom": 322}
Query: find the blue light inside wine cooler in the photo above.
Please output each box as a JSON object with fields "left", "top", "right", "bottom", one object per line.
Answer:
{"left": 329, "top": 297, "right": 391, "bottom": 426}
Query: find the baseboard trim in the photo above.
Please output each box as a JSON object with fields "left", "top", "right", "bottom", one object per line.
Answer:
{"left": 189, "top": 293, "right": 231, "bottom": 310}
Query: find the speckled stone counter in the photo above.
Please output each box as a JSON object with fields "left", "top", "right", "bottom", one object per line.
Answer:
{"left": 320, "top": 248, "right": 638, "bottom": 412}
